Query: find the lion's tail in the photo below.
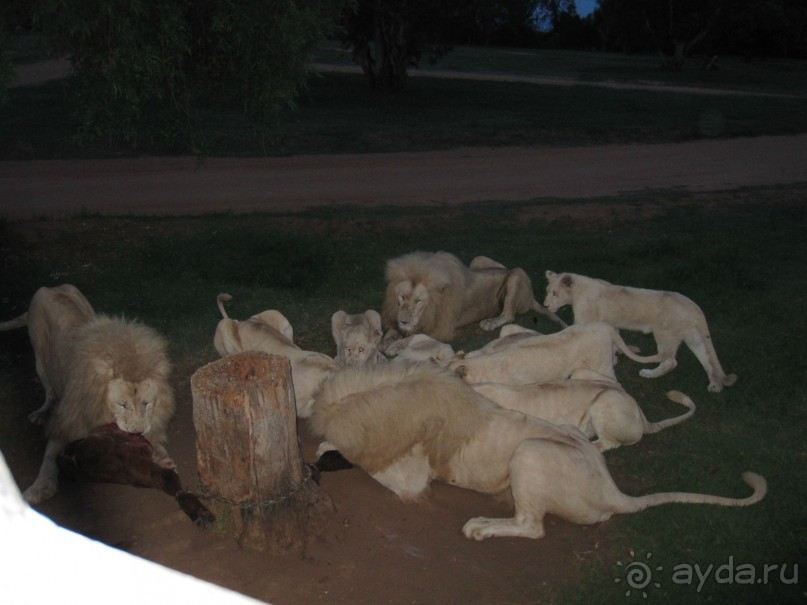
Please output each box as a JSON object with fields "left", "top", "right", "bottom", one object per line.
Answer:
{"left": 610, "top": 328, "right": 664, "bottom": 364}
{"left": 530, "top": 300, "right": 568, "bottom": 328}
{"left": 0, "top": 312, "right": 28, "bottom": 332}
{"left": 216, "top": 293, "right": 233, "bottom": 319}
{"left": 619, "top": 472, "right": 767, "bottom": 513}
{"left": 644, "top": 390, "right": 696, "bottom": 434}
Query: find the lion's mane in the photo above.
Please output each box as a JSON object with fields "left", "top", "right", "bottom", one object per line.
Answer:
{"left": 381, "top": 251, "right": 468, "bottom": 342}
{"left": 310, "top": 363, "right": 493, "bottom": 475}
{"left": 49, "top": 315, "right": 175, "bottom": 448}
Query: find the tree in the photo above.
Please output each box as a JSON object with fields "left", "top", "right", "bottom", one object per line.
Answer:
{"left": 32, "top": 0, "right": 342, "bottom": 149}
{"left": 338, "top": 0, "right": 468, "bottom": 92}
{"left": 533, "top": 0, "right": 577, "bottom": 31}
{"left": 339, "top": 0, "right": 555, "bottom": 92}
{"left": 595, "top": 0, "right": 729, "bottom": 69}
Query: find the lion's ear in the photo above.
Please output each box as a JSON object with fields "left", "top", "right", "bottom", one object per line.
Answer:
{"left": 331, "top": 310, "right": 347, "bottom": 343}
{"left": 560, "top": 274, "right": 574, "bottom": 288}
{"left": 545, "top": 270, "right": 557, "bottom": 281}
{"left": 365, "top": 310, "right": 382, "bottom": 334}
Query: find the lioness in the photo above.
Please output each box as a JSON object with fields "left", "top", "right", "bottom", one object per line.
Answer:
{"left": 472, "top": 371, "right": 695, "bottom": 451}
{"left": 451, "top": 321, "right": 659, "bottom": 385}
{"left": 310, "top": 363, "right": 765, "bottom": 540}
{"left": 381, "top": 333, "right": 457, "bottom": 365}
{"left": 380, "top": 251, "right": 565, "bottom": 343}
{"left": 331, "top": 309, "right": 386, "bottom": 366}
{"left": 543, "top": 271, "right": 737, "bottom": 392}
{"left": 213, "top": 294, "right": 337, "bottom": 417}
{"left": 1, "top": 285, "right": 175, "bottom": 504}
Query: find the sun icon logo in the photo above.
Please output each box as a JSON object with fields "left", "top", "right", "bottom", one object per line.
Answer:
{"left": 614, "top": 549, "right": 663, "bottom": 598}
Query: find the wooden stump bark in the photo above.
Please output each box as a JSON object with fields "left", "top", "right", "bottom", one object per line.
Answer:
{"left": 190, "top": 351, "right": 334, "bottom": 553}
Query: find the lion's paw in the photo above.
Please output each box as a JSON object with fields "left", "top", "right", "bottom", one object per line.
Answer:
{"left": 23, "top": 477, "right": 58, "bottom": 505}
{"left": 462, "top": 517, "right": 496, "bottom": 541}
{"left": 27, "top": 408, "right": 49, "bottom": 425}
{"left": 479, "top": 318, "right": 507, "bottom": 332}
{"left": 153, "top": 453, "right": 177, "bottom": 470}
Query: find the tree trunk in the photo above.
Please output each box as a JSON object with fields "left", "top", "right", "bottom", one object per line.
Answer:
{"left": 190, "top": 352, "right": 334, "bottom": 554}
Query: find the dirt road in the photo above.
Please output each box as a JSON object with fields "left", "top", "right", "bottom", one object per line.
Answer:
{"left": 2, "top": 134, "right": 807, "bottom": 220}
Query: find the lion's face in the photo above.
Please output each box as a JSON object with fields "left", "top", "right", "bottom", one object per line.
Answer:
{"left": 106, "top": 377, "right": 161, "bottom": 435}
{"left": 340, "top": 331, "right": 380, "bottom": 366}
{"left": 395, "top": 281, "right": 430, "bottom": 335}
{"left": 543, "top": 272, "right": 573, "bottom": 312}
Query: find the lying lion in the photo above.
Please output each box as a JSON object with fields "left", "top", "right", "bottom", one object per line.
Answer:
{"left": 544, "top": 271, "right": 737, "bottom": 392}
{"left": 381, "top": 333, "right": 457, "bottom": 365}
{"left": 331, "top": 309, "right": 386, "bottom": 366}
{"left": 451, "top": 321, "right": 659, "bottom": 385}
{"left": 309, "top": 363, "right": 765, "bottom": 540}
{"left": 213, "top": 294, "right": 337, "bottom": 417}
{"left": 1, "top": 285, "right": 175, "bottom": 504}
{"left": 472, "top": 370, "right": 695, "bottom": 451}
{"left": 380, "top": 251, "right": 565, "bottom": 344}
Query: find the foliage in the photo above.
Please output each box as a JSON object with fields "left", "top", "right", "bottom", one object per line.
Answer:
{"left": 594, "top": 0, "right": 807, "bottom": 62}
{"left": 5, "top": 46, "right": 807, "bottom": 159}
{"left": 336, "top": 0, "right": 551, "bottom": 92}
{"left": 31, "top": 0, "right": 341, "bottom": 150}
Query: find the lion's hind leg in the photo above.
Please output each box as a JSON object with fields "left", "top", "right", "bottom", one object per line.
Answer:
{"left": 683, "top": 329, "right": 735, "bottom": 392}
{"left": 27, "top": 354, "right": 56, "bottom": 425}
{"left": 638, "top": 332, "right": 680, "bottom": 379}
{"left": 463, "top": 439, "right": 551, "bottom": 540}
{"left": 479, "top": 269, "right": 536, "bottom": 332}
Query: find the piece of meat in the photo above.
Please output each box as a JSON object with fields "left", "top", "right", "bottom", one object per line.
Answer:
{"left": 57, "top": 424, "right": 215, "bottom": 528}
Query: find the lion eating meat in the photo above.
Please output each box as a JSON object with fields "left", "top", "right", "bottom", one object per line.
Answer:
{"left": 380, "top": 251, "right": 566, "bottom": 343}
{"left": 0, "top": 285, "right": 175, "bottom": 504}
{"left": 543, "top": 271, "right": 737, "bottom": 392}
{"left": 309, "top": 363, "right": 765, "bottom": 540}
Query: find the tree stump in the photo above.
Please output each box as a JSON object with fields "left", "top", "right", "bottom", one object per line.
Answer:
{"left": 190, "top": 351, "right": 334, "bottom": 554}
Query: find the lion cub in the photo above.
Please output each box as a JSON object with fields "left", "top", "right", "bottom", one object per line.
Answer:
{"left": 543, "top": 271, "right": 737, "bottom": 392}
{"left": 331, "top": 310, "right": 386, "bottom": 367}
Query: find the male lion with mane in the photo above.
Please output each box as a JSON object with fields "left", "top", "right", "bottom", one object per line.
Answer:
{"left": 544, "top": 271, "right": 737, "bottom": 392}
{"left": 0, "top": 285, "right": 175, "bottom": 504}
{"left": 380, "top": 251, "right": 565, "bottom": 343}
{"left": 310, "top": 363, "right": 765, "bottom": 540}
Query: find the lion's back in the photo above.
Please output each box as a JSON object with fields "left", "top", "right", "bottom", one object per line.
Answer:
{"left": 311, "top": 363, "right": 494, "bottom": 472}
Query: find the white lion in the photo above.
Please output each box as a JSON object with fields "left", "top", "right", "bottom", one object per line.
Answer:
{"left": 543, "top": 271, "right": 737, "bottom": 392}
{"left": 451, "top": 321, "right": 659, "bottom": 385}
{"left": 472, "top": 370, "right": 695, "bottom": 451}
{"left": 213, "top": 294, "right": 337, "bottom": 417}
{"left": 0, "top": 285, "right": 175, "bottom": 504}
{"left": 331, "top": 310, "right": 386, "bottom": 366}
{"left": 380, "top": 251, "right": 565, "bottom": 343}
{"left": 309, "top": 363, "right": 765, "bottom": 540}
{"left": 380, "top": 333, "right": 457, "bottom": 365}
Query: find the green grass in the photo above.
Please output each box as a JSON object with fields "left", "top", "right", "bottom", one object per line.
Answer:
{"left": 1, "top": 185, "right": 805, "bottom": 603}
{"left": 316, "top": 44, "right": 807, "bottom": 96}
{"left": 3, "top": 45, "right": 807, "bottom": 159}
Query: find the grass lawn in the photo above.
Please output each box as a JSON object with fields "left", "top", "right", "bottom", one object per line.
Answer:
{"left": 1, "top": 43, "right": 806, "bottom": 603}
{"left": 1, "top": 185, "right": 805, "bottom": 603}
{"left": 3, "top": 43, "right": 807, "bottom": 159}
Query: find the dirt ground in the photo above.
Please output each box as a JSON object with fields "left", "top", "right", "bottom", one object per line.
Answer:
{"left": 2, "top": 61, "right": 807, "bottom": 604}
